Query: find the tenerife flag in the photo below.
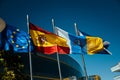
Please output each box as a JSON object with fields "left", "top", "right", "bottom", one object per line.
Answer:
{"left": 1, "top": 24, "right": 33, "bottom": 53}
{"left": 29, "top": 23, "right": 70, "bottom": 54}
{"left": 55, "top": 27, "right": 104, "bottom": 55}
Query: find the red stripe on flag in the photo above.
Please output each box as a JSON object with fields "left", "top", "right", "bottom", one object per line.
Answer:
{"left": 35, "top": 46, "right": 70, "bottom": 54}
{"left": 29, "top": 23, "right": 51, "bottom": 34}
{"left": 57, "top": 46, "right": 70, "bottom": 54}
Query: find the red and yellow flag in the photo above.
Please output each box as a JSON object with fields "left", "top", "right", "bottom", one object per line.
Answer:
{"left": 29, "top": 23, "right": 70, "bottom": 54}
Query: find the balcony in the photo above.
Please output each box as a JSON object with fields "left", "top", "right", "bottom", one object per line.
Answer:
{"left": 111, "top": 63, "right": 120, "bottom": 72}
{"left": 114, "top": 75, "right": 120, "bottom": 80}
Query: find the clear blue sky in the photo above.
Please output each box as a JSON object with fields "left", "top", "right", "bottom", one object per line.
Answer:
{"left": 0, "top": 0, "right": 120, "bottom": 80}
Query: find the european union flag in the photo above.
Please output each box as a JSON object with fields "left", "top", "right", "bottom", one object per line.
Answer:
{"left": 1, "top": 24, "right": 33, "bottom": 53}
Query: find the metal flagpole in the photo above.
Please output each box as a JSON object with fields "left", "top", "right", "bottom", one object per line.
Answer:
{"left": 52, "top": 19, "right": 62, "bottom": 80}
{"left": 74, "top": 23, "right": 88, "bottom": 80}
{"left": 27, "top": 14, "right": 33, "bottom": 80}
{"left": 103, "top": 48, "right": 112, "bottom": 55}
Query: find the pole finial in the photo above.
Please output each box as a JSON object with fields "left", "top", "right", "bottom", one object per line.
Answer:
{"left": 0, "top": 18, "right": 6, "bottom": 32}
{"left": 27, "top": 14, "right": 29, "bottom": 19}
{"left": 74, "top": 23, "right": 77, "bottom": 27}
{"left": 52, "top": 18, "right": 54, "bottom": 23}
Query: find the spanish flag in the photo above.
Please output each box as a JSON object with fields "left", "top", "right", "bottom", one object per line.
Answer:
{"left": 29, "top": 23, "right": 70, "bottom": 54}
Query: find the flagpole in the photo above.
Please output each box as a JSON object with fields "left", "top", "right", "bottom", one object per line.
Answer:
{"left": 27, "top": 14, "right": 33, "bottom": 80}
{"left": 103, "top": 48, "right": 112, "bottom": 55}
{"left": 74, "top": 23, "right": 88, "bottom": 80}
{"left": 52, "top": 19, "right": 62, "bottom": 80}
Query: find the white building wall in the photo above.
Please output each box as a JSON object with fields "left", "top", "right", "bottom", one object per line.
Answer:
{"left": 114, "top": 75, "right": 120, "bottom": 80}
{"left": 111, "top": 63, "right": 120, "bottom": 72}
{"left": 111, "top": 62, "right": 120, "bottom": 80}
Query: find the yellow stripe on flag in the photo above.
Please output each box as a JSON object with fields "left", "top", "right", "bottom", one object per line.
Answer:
{"left": 86, "top": 36, "right": 104, "bottom": 55}
{"left": 30, "top": 30, "right": 69, "bottom": 47}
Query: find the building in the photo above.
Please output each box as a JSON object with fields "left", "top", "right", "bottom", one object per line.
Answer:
{"left": 19, "top": 53, "right": 84, "bottom": 80}
{"left": 63, "top": 75, "right": 101, "bottom": 80}
{"left": 78, "top": 75, "right": 101, "bottom": 80}
{"left": 111, "top": 62, "right": 120, "bottom": 80}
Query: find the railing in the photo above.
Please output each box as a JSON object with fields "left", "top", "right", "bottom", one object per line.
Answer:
{"left": 111, "top": 63, "right": 120, "bottom": 72}
{"left": 114, "top": 75, "right": 120, "bottom": 80}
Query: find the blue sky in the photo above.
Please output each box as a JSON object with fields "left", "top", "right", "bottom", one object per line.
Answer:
{"left": 0, "top": 0, "right": 120, "bottom": 80}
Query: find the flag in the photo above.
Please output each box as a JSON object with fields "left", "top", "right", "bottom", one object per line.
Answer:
{"left": 77, "top": 30, "right": 110, "bottom": 49}
{"left": 77, "top": 29, "right": 111, "bottom": 55}
{"left": 29, "top": 23, "right": 70, "bottom": 54}
{"left": 55, "top": 27, "right": 82, "bottom": 54}
{"left": 85, "top": 36, "right": 104, "bottom": 55}
{"left": 1, "top": 24, "right": 33, "bottom": 53}
{"left": 55, "top": 27, "right": 104, "bottom": 55}
{"left": 0, "top": 32, "right": 10, "bottom": 51}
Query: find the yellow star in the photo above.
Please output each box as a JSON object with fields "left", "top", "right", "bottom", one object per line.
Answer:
{"left": 10, "top": 35, "right": 14, "bottom": 38}
{"left": 16, "top": 29, "right": 20, "bottom": 31}
{"left": 28, "top": 40, "right": 31, "bottom": 43}
{"left": 16, "top": 45, "right": 19, "bottom": 48}
{"left": 22, "top": 46, "right": 25, "bottom": 49}
{"left": 12, "top": 40, "right": 14, "bottom": 44}
{"left": 13, "top": 31, "right": 16, "bottom": 34}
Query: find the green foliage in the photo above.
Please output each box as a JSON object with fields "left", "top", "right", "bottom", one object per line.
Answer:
{"left": 0, "top": 50, "right": 29, "bottom": 80}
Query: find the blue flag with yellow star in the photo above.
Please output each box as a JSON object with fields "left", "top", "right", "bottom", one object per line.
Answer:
{"left": 1, "top": 24, "right": 33, "bottom": 53}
